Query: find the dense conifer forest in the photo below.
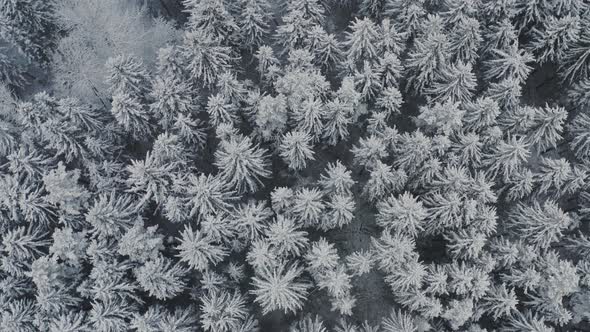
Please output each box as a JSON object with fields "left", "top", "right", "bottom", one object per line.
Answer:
{"left": 1, "top": 0, "right": 590, "bottom": 331}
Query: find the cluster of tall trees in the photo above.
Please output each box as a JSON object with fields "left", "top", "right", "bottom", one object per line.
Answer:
{"left": 1, "top": 0, "right": 590, "bottom": 331}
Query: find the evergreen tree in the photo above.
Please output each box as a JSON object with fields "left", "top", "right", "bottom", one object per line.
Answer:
{"left": 508, "top": 200, "right": 571, "bottom": 248}
{"left": 376, "top": 192, "right": 427, "bottom": 237}
{"left": 232, "top": 200, "right": 273, "bottom": 242}
{"left": 560, "top": 19, "right": 590, "bottom": 83}
{"left": 214, "top": 135, "right": 271, "bottom": 193}
{"left": 250, "top": 262, "right": 309, "bottom": 314}
{"left": 0, "top": 0, "right": 56, "bottom": 62}
{"left": 183, "top": 0, "right": 238, "bottom": 42}
{"left": 318, "top": 161, "right": 355, "bottom": 196}
{"left": 352, "top": 135, "right": 388, "bottom": 168}
{"left": 449, "top": 17, "right": 482, "bottom": 64}
{"left": 238, "top": 0, "right": 271, "bottom": 50}
{"left": 266, "top": 215, "right": 309, "bottom": 257}
{"left": 279, "top": 131, "right": 315, "bottom": 171}
{"left": 324, "top": 194, "right": 355, "bottom": 229}
{"left": 483, "top": 136, "right": 530, "bottom": 180}
{"left": 480, "top": 283, "right": 518, "bottom": 319}
{"left": 206, "top": 93, "right": 237, "bottom": 127}
{"left": 428, "top": 62, "right": 476, "bottom": 103}
{"left": 530, "top": 15, "right": 580, "bottom": 64}
{"left": 344, "top": 17, "right": 380, "bottom": 63}
{"left": 322, "top": 99, "right": 352, "bottom": 146}
{"left": 363, "top": 160, "right": 407, "bottom": 203}
{"left": 110, "top": 91, "right": 152, "bottom": 139}
{"left": 85, "top": 192, "right": 139, "bottom": 237}
{"left": 381, "top": 309, "right": 417, "bottom": 332}
{"left": 176, "top": 224, "right": 228, "bottom": 271}
{"left": 291, "top": 187, "right": 325, "bottom": 228}
{"left": 405, "top": 27, "right": 450, "bottom": 94}
{"left": 484, "top": 43, "right": 535, "bottom": 83}
{"left": 200, "top": 290, "right": 248, "bottom": 332}
{"left": 183, "top": 29, "right": 234, "bottom": 86}
{"left": 134, "top": 256, "right": 187, "bottom": 300}
{"left": 376, "top": 52, "right": 403, "bottom": 89}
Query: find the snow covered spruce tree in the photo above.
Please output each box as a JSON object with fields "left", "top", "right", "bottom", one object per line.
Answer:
{"left": 2, "top": 0, "right": 590, "bottom": 331}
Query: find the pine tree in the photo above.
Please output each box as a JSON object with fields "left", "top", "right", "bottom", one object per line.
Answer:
{"left": 0, "top": 49, "right": 25, "bottom": 88}
{"left": 0, "top": 0, "right": 56, "bottom": 62}
{"left": 417, "top": 99, "right": 465, "bottom": 136}
{"left": 286, "top": 0, "right": 325, "bottom": 25}
{"left": 110, "top": 91, "right": 152, "bottom": 139}
{"left": 318, "top": 161, "right": 355, "bottom": 196}
{"left": 484, "top": 43, "right": 535, "bottom": 83}
{"left": 183, "top": 29, "right": 234, "bottom": 86}
{"left": 117, "top": 220, "right": 164, "bottom": 263}
{"left": 206, "top": 93, "right": 238, "bottom": 126}
{"left": 483, "top": 136, "right": 530, "bottom": 180}
{"left": 271, "top": 187, "right": 294, "bottom": 215}
{"left": 48, "top": 311, "right": 88, "bottom": 332}
{"left": 482, "top": 18, "right": 518, "bottom": 54}
{"left": 322, "top": 99, "right": 352, "bottom": 146}
{"left": 254, "top": 45, "right": 279, "bottom": 80}
{"left": 568, "top": 112, "right": 590, "bottom": 160}
{"left": 462, "top": 97, "right": 500, "bottom": 132}
{"left": 214, "top": 135, "right": 271, "bottom": 193}
{"left": 525, "top": 104, "right": 567, "bottom": 152}
{"left": 89, "top": 298, "right": 134, "bottom": 332}
{"left": 375, "top": 86, "right": 403, "bottom": 117}
{"left": 344, "top": 17, "right": 380, "bottom": 63}
{"left": 363, "top": 160, "right": 407, "bottom": 203}
{"left": 266, "top": 215, "right": 309, "bottom": 257}
{"left": 134, "top": 256, "right": 187, "bottom": 300}
{"left": 324, "top": 194, "right": 355, "bottom": 229}
{"left": 274, "top": 11, "right": 314, "bottom": 56}
{"left": 149, "top": 75, "right": 196, "bottom": 130}
{"left": 449, "top": 17, "right": 482, "bottom": 64}
{"left": 43, "top": 162, "right": 90, "bottom": 217}
{"left": 305, "top": 238, "right": 339, "bottom": 275}
{"left": 183, "top": 0, "right": 238, "bottom": 41}
{"left": 404, "top": 28, "right": 450, "bottom": 94}
{"left": 279, "top": 131, "right": 315, "bottom": 171}
{"left": 238, "top": 0, "right": 271, "bottom": 50}
{"left": 530, "top": 15, "right": 580, "bottom": 64}
{"left": 290, "top": 315, "right": 328, "bottom": 332}
{"left": 352, "top": 135, "right": 388, "bottom": 168}
{"left": 381, "top": 309, "right": 416, "bottom": 332}
{"left": 250, "top": 262, "right": 309, "bottom": 315}
{"left": 85, "top": 192, "right": 139, "bottom": 237}
{"left": 345, "top": 250, "right": 373, "bottom": 276}
{"left": 485, "top": 77, "right": 522, "bottom": 111}
{"left": 354, "top": 61, "right": 383, "bottom": 101}
{"left": 254, "top": 94, "right": 288, "bottom": 142}
{"left": 200, "top": 290, "right": 248, "bottom": 332}
{"left": 504, "top": 310, "right": 553, "bottom": 332}
{"left": 376, "top": 52, "right": 403, "bottom": 89}
{"left": 292, "top": 98, "right": 325, "bottom": 142}
{"left": 480, "top": 283, "right": 518, "bottom": 319}
{"left": 290, "top": 187, "right": 325, "bottom": 228}
{"left": 176, "top": 224, "right": 228, "bottom": 271}
{"left": 307, "top": 26, "right": 344, "bottom": 70}
{"left": 427, "top": 62, "right": 476, "bottom": 103}
{"left": 393, "top": 131, "right": 432, "bottom": 175}
{"left": 2, "top": 225, "right": 50, "bottom": 260}
{"left": 560, "top": 19, "right": 590, "bottom": 83}
{"left": 376, "top": 192, "right": 427, "bottom": 237}
{"left": 232, "top": 200, "right": 273, "bottom": 242}
{"left": 105, "top": 55, "right": 150, "bottom": 96}
{"left": 508, "top": 200, "right": 571, "bottom": 248}
{"left": 184, "top": 173, "right": 238, "bottom": 219}
{"left": 50, "top": 227, "right": 88, "bottom": 265}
